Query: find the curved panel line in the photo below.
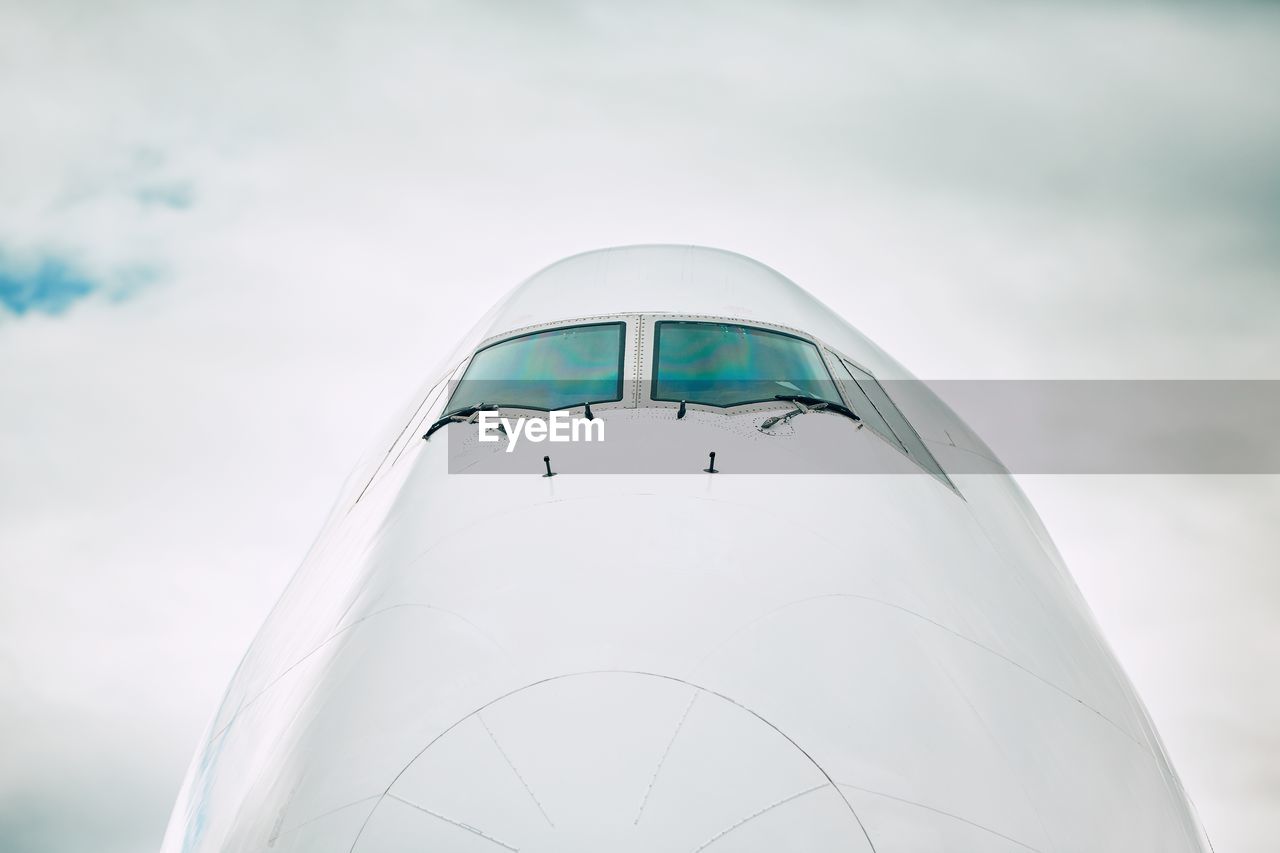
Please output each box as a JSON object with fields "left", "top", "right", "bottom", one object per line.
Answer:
{"left": 347, "top": 670, "right": 879, "bottom": 853}
{"left": 691, "top": 592, "right": 1148, "bottom": 753}
{"left": 274, "top": 795, "right": 380, "bottom": 840}
{"left": 837, "top": 782, "right": 1043, "bottom": 853}
{"left": 690, "top": 782, "right": 828, "bottom": 853}
{"left": 477, "top": 712, "right": 555, "bottom": 828}
{"left": 932, "top": 664, "right": 1057, "bottom": 853}
{"left": 387, "top": 793, "right": 518, "bottom": 852}
{"left": 208, "top": 602, "right": 508, "bottom": 743}
{"left": 633, "top": 691, "right": 699, "bottom": 826}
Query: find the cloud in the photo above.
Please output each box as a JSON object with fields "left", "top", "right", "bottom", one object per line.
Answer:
{"left": 0, "top": 249, "right": 162, "bottom": 317}
{"left": 0, "top": 2, "right": 1277, "bottom": 853}
{"left": 134, "top": 182, "right": 195, "bottom": 211}
{"left": 0, "top": 253, "right": 98, "bottom": 316}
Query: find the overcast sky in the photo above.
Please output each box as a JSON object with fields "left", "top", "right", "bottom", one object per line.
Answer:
{"left": 1, "top": 2, "right": 1277, "bottom": 851}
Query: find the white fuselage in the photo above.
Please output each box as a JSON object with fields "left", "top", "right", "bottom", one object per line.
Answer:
{"left": 162, "top": 246, "right": 1210, "bottom": 853}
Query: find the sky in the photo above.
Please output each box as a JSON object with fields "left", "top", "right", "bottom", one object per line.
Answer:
{"left": 0, "top": 1, "right": 1277, "bottom": 851}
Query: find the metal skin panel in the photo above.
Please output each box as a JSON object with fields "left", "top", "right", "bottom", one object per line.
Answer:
{"left": 161, "top": 246, "right": 1211, "bottom": 853}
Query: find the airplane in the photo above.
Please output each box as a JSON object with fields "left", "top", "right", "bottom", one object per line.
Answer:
{"left": 161, "top": 245, "right": 1213, "bottom": 852}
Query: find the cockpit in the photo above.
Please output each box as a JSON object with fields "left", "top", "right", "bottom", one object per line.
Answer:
{"left": 434, "top": 313, "right": 950, "bottom": 485}
{"left": 337, "top": 246, "right": 983, "bottom": 510}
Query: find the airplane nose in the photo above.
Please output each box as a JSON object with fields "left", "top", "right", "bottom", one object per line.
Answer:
{"left": 352, "top": 672, "right": 874, "bottom": 853}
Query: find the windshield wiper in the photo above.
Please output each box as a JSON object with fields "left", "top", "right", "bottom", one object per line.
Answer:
{"left": 422, "top": 403, "right": 501, "bottom": 441}
{"left": 761, "top": 394, "right": 862, "bottom": 430}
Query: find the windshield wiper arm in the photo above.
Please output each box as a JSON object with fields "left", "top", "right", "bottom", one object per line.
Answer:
{"left": 761, "top": 394, "right": 861, "bottom": 430}
{"left": 422, "top": 403, "right": 501, "bottom": 441}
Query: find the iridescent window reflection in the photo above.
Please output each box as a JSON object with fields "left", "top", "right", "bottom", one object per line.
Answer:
{"left": 447, "top": 322, "right": 625, "bottom": 413}
{"left": 652, "top": 321, "right": 838, "bottom": 407}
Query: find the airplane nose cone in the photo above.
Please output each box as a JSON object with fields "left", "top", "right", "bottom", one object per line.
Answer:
{"left": 353, "top": 672, "right": 873, "bottom": 853}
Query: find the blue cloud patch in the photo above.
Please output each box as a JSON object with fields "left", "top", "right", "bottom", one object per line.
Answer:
{"left": 135, "top": 182, "right": 194, "bottom": 209}
{"left": 0, "top": 255, "right": 100, "bottom": 316}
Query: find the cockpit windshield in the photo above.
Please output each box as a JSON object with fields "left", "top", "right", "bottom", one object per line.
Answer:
{"left": 445, "top": 322, "right": 625, "bottom": 414}
{"left": 651, "top": 321, "right": 839, "bottom": 408}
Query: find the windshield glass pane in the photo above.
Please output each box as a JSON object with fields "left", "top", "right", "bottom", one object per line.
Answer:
{"left": 830, "top": 356, "right": 903, "bottom": 450}
{"left": 447, "top": 322, "right": 625, "bottom": 413}
{"left": 835, "top": 355, "right": 950, "bottom": 484}
{"left": 652, "top": 321, "right": 838, "bottom": 407}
